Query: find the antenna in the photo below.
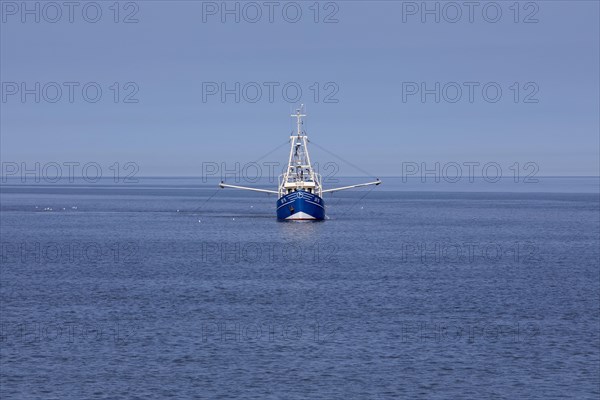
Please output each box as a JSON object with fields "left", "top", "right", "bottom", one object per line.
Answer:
{"left": 291, "top": 104, "right": 306, "bottom": 137}
{"left": 303, "top": 104, "right": 307, "bottom": 133}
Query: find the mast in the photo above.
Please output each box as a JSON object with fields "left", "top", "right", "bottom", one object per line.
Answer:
{"left": 279, "top": 105, "right": 321, "bottom": 197}
{"left": 295, "top": 107, "right": 305, "bottom": 136}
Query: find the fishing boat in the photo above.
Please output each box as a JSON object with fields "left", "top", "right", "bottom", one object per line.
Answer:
{"left": 219, "top": 107, "right": 381, "bottom": 220}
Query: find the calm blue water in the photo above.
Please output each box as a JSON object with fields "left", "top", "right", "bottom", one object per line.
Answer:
{"left": 1, "top": 178, "right": 599, "bottom": 399}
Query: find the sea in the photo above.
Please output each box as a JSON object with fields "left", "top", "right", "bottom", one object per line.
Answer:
{"left": 1, "top": 177, "right": 599, "bottom": 399}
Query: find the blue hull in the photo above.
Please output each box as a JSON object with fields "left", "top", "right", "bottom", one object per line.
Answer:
{"left": 276, "top": 191, "right": 325, "bottom": 220}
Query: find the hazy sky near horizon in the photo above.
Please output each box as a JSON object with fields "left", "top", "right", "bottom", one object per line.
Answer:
{"left": 1, "top": 1, "right": 599, "bottom": 177}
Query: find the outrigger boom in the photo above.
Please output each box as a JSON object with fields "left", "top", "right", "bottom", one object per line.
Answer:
{"left": 322, "top": 180, "right": 382, "bottom": 193}
{"left": 218, "top": 182, "right": 278, "bottom": 195}
{"left": 218, "top": 106, "right": 382, "bottom": 220}
{"left": 219, "top": 180, "right": 381, "bottom": 195}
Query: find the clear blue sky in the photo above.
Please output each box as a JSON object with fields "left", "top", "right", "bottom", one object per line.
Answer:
{"left": 1, "top": 1, "right": 598, "bottom": 176}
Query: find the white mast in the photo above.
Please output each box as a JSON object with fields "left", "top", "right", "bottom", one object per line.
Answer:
{"left": 279, "top": 105, "right": 322, "bottom": 197}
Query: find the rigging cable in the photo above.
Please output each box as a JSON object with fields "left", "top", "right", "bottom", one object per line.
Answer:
{"left": 188, "top": 139, "right": 290, "bottom": 214}
{"left": 308, "top": 138, "right": 380, "bottom": 216}
{"left": 308, "top": 139, "right": 378, "bottom": 179}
